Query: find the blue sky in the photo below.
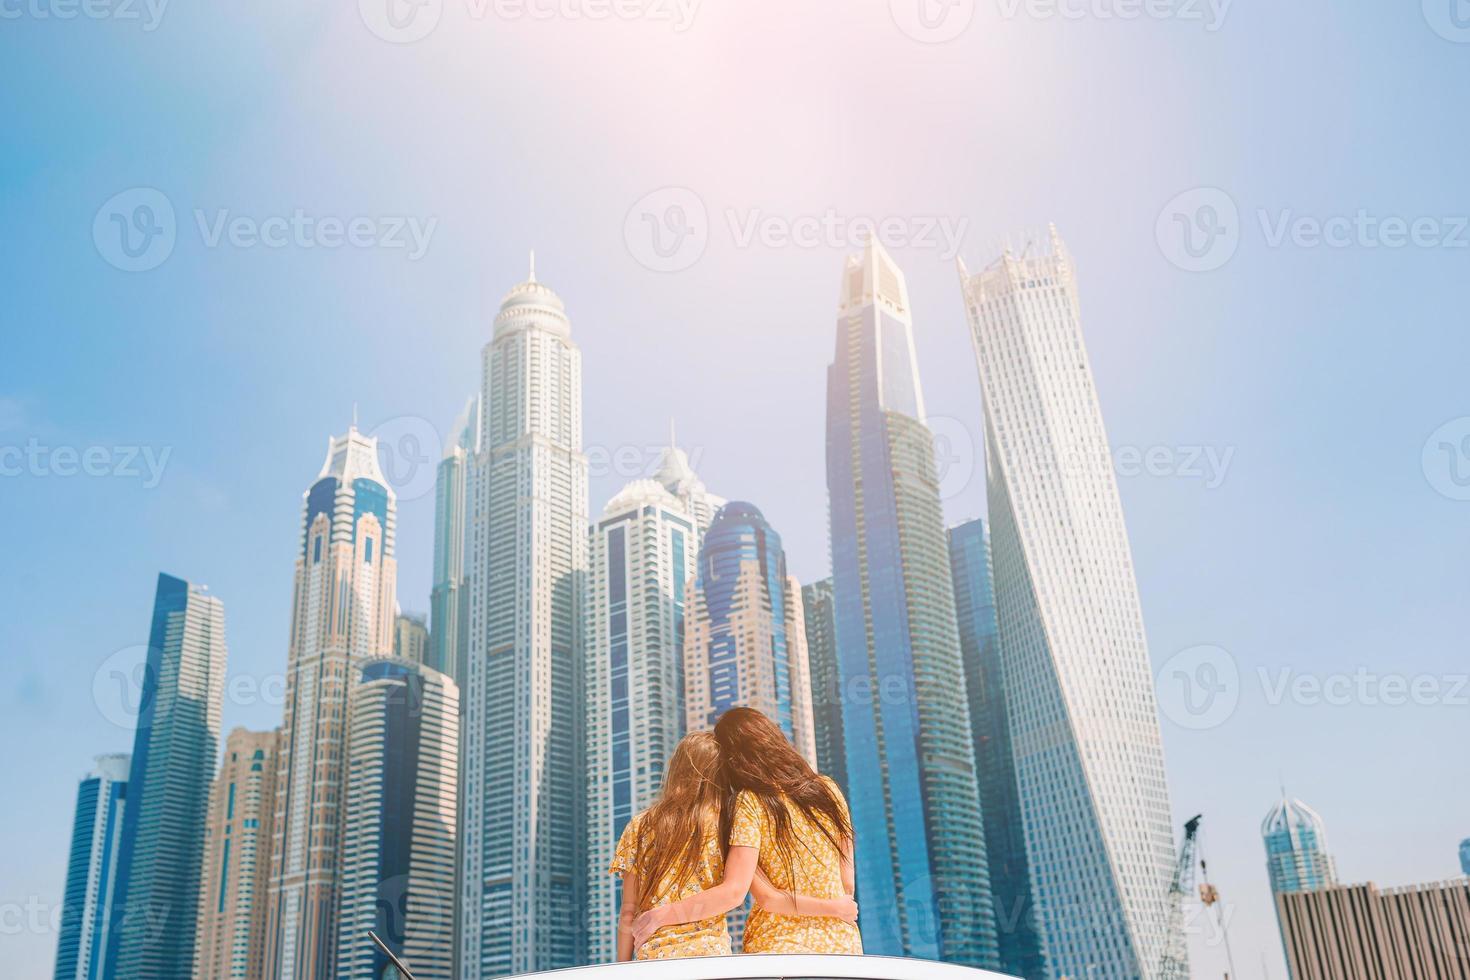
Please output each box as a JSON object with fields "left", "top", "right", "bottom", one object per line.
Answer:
{"left": 4, "top": 1, "right": 1468, "bottom": 975}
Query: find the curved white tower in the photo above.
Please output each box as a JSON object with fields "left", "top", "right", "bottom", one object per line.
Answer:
{"left": 958, "top": 228, "right": 1177, "bottom": 979}
{"left": 460, "top": 258, "right": 589, "bottom": 977}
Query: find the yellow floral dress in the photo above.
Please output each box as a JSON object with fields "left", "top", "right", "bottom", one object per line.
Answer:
{"left": 729, "top": 776, "right": 863, "bottom": 955}
{"left": 610, "top": 811, "right": 733, "bottom": 960}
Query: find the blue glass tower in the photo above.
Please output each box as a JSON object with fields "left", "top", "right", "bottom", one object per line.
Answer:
{"left": 801, "top": 578, "right": 847, "bottom": 792}
{"left": 684, "top": 501, "right": 813, "bottom": 763}
{"left": 55, "top": 756, "right": 129, "bottom": 980}
{"left": 1262, "top": 796, "right": 1337, "bottom": 894}
{"left": 825, "top": 241, "right": 997, "bottom": 966}
{"left": 107, "top": 573, "right": 228, "bottom": 980}
{"left": 948, "top": 519, "right": 1047, "bottom": 980}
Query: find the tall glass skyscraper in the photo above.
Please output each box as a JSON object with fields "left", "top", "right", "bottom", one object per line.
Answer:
{"left": 800, "top": 578, "right": 846, "bottom": 792}
{"left": 338, "top": 659, "right": 459, "bottom": 980}
{"left": 585, "top": 479, "right": 701, "bottom": 962}
{"left": 1261, "top": 796, "right": 1337, "bottom": 894}
{"left": 1461, "top": 839, "right": 1470, "bottom": 877}
{"left": 194, "top": 728, "right": 281, "bottom": 980}
{"left": 460, "top": 260, "right": 589, "bottom": 977}
{"left": 684, "top": 501, "right": 815, "bottom": 764}
{"left": 55, "top": 754, "right": 129, "bottom": 980}
{"left": 825, "top": 240, "right": 996, "bottom": 966}
{"left": 429, "top": 395, "right": 479, "bottom": 685}
{"left": 948, "top": 519, "right": 1047, "bottom": 980}
{"left": 266, "top": 427, "right": 398, "bottom": 980}
{"left": 108, "top": 573, "right": 228, "bottom": 980}
{"left": 958, "top": 228, "right": 1177, "bottom": 979}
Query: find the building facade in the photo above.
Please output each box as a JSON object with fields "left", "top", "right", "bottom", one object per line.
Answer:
{"left": 460, "top": 260, "right": 589, "bottom": 977}
{"left": 1276, "top": 879, "right": 1470, "bottom": 980}
{"left": 948, "top": 519, "right": 1047, "bottom": 980}
{"left": 338, "top": 659, "right": 459, "bottom": 980}
{"left": 266, "top": 427, "right": 398, "bottom": 980}
{"left": 393, "top": 613, "right": 429, "bottom": 665}
{"left": 54, "top": 755, "right": 129, "bottom": 980}
{"left": 585, "top": 479, "right": 701, "bottom": 962}
{"left": 195, "top": 729, "right": 281, "bottom": 980}
{"left": 826, "top": 241, "right": 996, "bottom": 965}
{"left": 800, "top": 578, "right": 846, "bottom": 792}
{"left": 107, "top": 573, "right": 228, "bottom": 980}
{"left": 429, "top": 395, "right": 480, "bottom": 685}
{"left": 653, "top": 430, "right": 724, "bottom": 532}
{"left": 958, "top": 229, "right": 1177, "bottom": 978}
{"left": 1263, "top": 796, "right": 1338, "bottom": 895}
{"left": 683, "top": 501, "right": 815, "bottom": 764}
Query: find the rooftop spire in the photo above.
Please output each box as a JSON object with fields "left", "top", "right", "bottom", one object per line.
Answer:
{"left": 528, "top": 249, "right": 536, "bottom": 283}
{"left": 669, "top": 417, "right": 677, "bottom": 451}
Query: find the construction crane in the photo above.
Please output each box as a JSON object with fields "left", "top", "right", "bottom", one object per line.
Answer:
{"left": 1158, "top": 814, "right": 1203, "bottom": 980}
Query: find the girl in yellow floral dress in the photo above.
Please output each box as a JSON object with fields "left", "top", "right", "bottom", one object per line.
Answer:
{"left": 631, "top": 708, "right": 863, "bottom": 956}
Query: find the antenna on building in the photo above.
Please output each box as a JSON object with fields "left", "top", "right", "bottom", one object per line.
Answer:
{"left": 669, "top": 417, "right": 677, "bottom": 451}
{"left": 528, "top": 249, "right": 536, "bottom": 283}
{"left": 352, "top": 402, "right": 359, "bottom": 432}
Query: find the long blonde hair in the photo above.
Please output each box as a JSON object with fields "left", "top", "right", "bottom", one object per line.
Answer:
{"left": 631, "top": 732, "right": 725, "bottom": 912}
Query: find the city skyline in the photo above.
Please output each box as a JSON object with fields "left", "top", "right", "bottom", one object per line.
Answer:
{"left": 9, "top": 5, "right": 1466, "bottom": 976}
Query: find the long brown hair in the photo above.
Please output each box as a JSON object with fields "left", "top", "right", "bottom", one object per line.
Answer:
{"left": 714, "top": 707, "right": 851, "bottom": 876}
{"left": 630, "top": 731, "right": 725, "bottom": 913}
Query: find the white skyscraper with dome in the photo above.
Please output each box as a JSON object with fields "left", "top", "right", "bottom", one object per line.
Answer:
{"left": 459, "top": 258, "right": 589, "bottom": 977}
{"left": 958, "top": 228, "right": 1178, "bottom": 979}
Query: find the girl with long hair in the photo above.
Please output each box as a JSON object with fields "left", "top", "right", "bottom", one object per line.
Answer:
{"left": 631, "top": 707, "right": 863, "bottom": 955}
{"left": 611, "top": 731, "right": 733, "bottom": 960}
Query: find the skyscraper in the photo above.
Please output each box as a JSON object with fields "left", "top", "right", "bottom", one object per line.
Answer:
{"left": 195, "top": 729, "right": 281, "bottom": 980}
{"left": 653, "top": 427, "right": 724, "bottom": 531}
{"left": 338, "top": 659, "right": 459, "bottom": 980}
{"left": 266, "top": 427, "right": 398, "bottom": 980}
{"left": 1275, "top": 879, "right": 1470, "bottom": 980}
{"left": 800, "top": 578, "right": 846, "bottom": 791}
{"left": 108, "top": 573, "right": 228, "bottom": 980}
{"left": 460, "top": 258, "right": 589, "bottom": 977}
{"left": 1460, "top": 839, "right": 1470, "bottom": 877}
{"left": 393, "top": 613, "right": 429, "bottom": 665}
{"left": 585, "top": 479, "right": 701, "bottom": 962}
{"left": 825, "top": 240, "right": 996, "bottom": 965}
{"left": 683, "top": 501, "right": 815, "bottom": 765}
{"left": 958, "top": 228, "right": 1177, "bottom": 979}
{"left": 1262, "top": 796, "right": 1337, "bottom": 894}
{"left": 948, "top": 519, "right": 1046, "bottom": 980}
{"left": 429, "top": 395, "right": 480, "bottom": 685}
{"left": 54, "top": 754, "right": 129, "bottom": 980}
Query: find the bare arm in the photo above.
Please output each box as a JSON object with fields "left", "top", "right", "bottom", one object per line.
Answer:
{"left": 749, "top": 868, "right": 857, "bottom": 922}
{"left": 631, "top": 847, "right": 758, "bottom": 947}
{"left": 616, "top": 871, "right": 643, "bottom": 961}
